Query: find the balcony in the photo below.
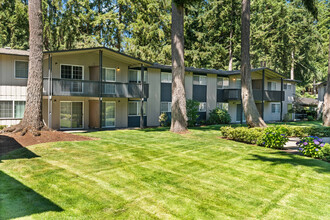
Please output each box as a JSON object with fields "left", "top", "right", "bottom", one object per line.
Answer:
{"left": 43, "top": 78, "right": 149, "bottom": 98}
{"left": 217, "top": 89, "right": 284, "bottom": 102}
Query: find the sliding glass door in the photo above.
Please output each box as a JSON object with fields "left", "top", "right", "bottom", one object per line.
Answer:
{"left": 102, "top": 101, "right": 116, "bottom": 128}
{"left": 60, "top": 102, "right": 83, "bottom": 129}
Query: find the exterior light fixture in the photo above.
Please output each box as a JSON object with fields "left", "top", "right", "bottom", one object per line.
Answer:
{"left": 117, "top": 67, "right": 120, "bottom": 71}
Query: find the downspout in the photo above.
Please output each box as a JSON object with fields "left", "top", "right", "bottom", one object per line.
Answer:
{"left": 99, "top": 50, "right": 103, "bottom": 129}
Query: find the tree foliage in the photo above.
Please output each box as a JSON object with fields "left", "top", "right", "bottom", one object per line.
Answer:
{"left": 0, "top": 0, "right": 328, "bottom": 86}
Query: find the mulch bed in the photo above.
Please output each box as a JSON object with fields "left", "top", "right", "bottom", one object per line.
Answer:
{"left": 0, "top": 131, "right": 95, "bottom": 156}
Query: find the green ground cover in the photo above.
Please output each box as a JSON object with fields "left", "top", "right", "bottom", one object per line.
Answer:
{"left": 1, "top": 126, "right": 329, "bottom": 219}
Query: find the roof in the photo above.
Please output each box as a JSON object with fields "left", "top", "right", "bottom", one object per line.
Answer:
{"left": 150, "top": 63, "right": 228, "bottom": 76}
{"left": 227, "top": 67, "right": 300, "bottom": 83}
{"left": 45, "top": 47, "right": 153, "bottom": 66}
{"left": 0, "top": 47, "right": 299, "bottom": 82}
{"left": 295, "top": 97, "right": 319, "bottom": 106}
{"left": 0, "top": 48, "right": 29, "bottom": 56}
{"left": 316, "top": 81, "right": 327, "bottom": 87}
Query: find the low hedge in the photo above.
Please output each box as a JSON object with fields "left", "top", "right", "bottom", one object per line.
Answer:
{"left": 220, "top": 126, "right": 264, "bottom": 144}
{"left": 0, "top": 125, "right": 6, "bottom": 130}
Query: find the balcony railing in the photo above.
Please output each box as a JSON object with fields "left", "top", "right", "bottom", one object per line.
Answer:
{"left": 217, "top": 89, "right": 284, "bottom": 102}
{"left": 43, "top": 78, "right": 149, "bottom": 98}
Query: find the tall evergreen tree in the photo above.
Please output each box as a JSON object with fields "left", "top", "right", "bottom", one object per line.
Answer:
{"left": 241, "top": 0, "right": 266, "bottom": 127}
{"left": 5, "top": 0, "right": 45, "bottom": 135}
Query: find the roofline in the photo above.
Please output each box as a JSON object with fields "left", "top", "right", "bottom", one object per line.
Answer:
{"left": 0, "top": 52, "right": 29, "bottom": 57}
{"left": 44, "top": 47, "right": 153, "bottom": 66}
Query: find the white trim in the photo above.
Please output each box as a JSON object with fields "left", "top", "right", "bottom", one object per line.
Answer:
{"left": 14, "top": 60, "right": 29, "bottom": 79}
{"left": 193, "top": 75, "right": 207, "bottom": 85}
{"left": 60, "top": 101, "right": 84, "bottom": 129}
{"left": 102, "top": 101, "right": 116, "bottom": 128}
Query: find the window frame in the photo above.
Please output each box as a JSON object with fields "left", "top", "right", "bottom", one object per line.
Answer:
{"left": 161, "top": 72, "right": 172, "bottom": 83}
{"left": 271, "top": 103, "right": 280, "bottom": 114}
{"left": 217, "top": 77, "right": 229, "bottom": 89}
{"left": 198, "top": 102, "right": 207, "bottom": 112}
{"left": 216, "top": 102, "right": 229, "bottom": 111}
{"left": 102, "top": 67, "right": 116, "bottom": 82}
{"left": 60, "top": 64, "right": 84, "bottom": 80}
{"left": 14, "top": 60, "right": 29, "bottom": 79}
{"left": 129, "top": 70, "right": 148, "bottom": 83}
{"left": 128, "top": 101, "right": 147, "bottom": 116}
{"left": 60, "top": 101, "right": 84, "bottom": 129}
{"left": 193, "top": 75, "right": 207, "bottom": 85}
{"left": 160, "top": 102, "right": 171, "bottom": 113}
{"left": 0, "top": 100, "right": 26, "bottom": 119}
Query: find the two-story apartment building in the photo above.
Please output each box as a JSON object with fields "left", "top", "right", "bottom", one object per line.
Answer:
{"left": 0, "top": 47, "right": 297, "bottom": 129}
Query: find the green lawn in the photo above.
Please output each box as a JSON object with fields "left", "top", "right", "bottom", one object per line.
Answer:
{"left": 1, "top": 127, "right": 329, "bottom": 219}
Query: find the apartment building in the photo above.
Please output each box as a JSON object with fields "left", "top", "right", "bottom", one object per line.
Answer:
{"left": 0, "top": 47, "right": 297, "bottom": 129}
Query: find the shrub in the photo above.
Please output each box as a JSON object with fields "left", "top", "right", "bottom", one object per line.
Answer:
{"left": 319, "top": 143, "right": 330, "bottom": 162}
{"left": 208, "top": 108, "right": 231, "bottom": 124}
{"left": 159, "top": 113, "right": 169, "bottom": 127}
{"left": 307, "top": 115, "right": 314, "bottom": 121}
{"left": 186, "top": 99, "right": 200, "bottom": 127}
{"left": 296, "top": 136, "right": 326, "bottom": 158}
{"left": 220, "top": 126, "right": 264, "bottom": 144}
{"left": 259, "top": 126, "right": 289, "bottom": 149}
{"left": 0, "top": 125, "right": 6, "bottom": 130}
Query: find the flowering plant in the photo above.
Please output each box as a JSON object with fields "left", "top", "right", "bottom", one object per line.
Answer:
{"left": 296, "top": 136, "right": 325, "bottom": 158}
{"left": 258, "top": 126, "right": 289, "bottom": 149}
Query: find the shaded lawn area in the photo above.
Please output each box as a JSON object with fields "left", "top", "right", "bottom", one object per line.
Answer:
{"left": 0, "top": 127, "right": 329, "bottom": 219}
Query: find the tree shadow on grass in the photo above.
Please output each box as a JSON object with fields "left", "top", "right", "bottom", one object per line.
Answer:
{"left": 248, "top": 151, "right": 330, "bottom": 173}
{"left": 0, "top": 171, "right": 63, "bottom": 219}
{"left": 0, "top": 135, "right": 40, "bottom": 162}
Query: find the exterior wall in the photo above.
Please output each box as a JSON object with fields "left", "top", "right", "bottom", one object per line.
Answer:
{"left": 0, "top": 54, "right": 28, "bottom": 126}
{"left": 147, "top": 68, "right": 161, "bottom": 126}
{"left": 49, "top": 96, "right": 90, "bottom": 130}
{"left": 206, "top": 74, "right": 217, "bottom": 118}
{"left": 45, "top": 52, "right": 129, "bottom": 83}
{"left": 264, "top": 102, "right": 281, "bottom": 121}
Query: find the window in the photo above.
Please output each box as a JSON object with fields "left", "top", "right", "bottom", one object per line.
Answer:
{"left": 61, "top": 64, "right": 83, "bottom": 79}
{"left": 268, "top": 82, "right": 276, "bottom": 90}
{"left": 161, "top": 102, "right": 171, "bottom": 112}
{"left": 193, "top": 75, "right": 207, "bottom": 85}
{"left": 129, "top": 70, "right": 148, "bottom": 83}
{"left": 198, "top": 102, "right": 207, "bottom": 112}
{"left": 231, "top": 78, "right": 241, "bottom": 88}
{"left": 128, "top": 101, "right": 146, "bottom": 116}
{"left": 287, "top": 83, "right": 292, "bottom": 90}
{"left": 161, "top": 72, "right": 172, "bottom": 83}
{"left": 217, "top": 77, "right": 229, "bottom": 89}
{"left": 60, "top": 102, "right": 83, "bottom": 129}
{"left": 61, "top": 64, "right": 83, "bottom": 93}
{"left": 283, "top": 83, "right": 287, "bottom": 90}
{"left": 14, "top": 101, "right": 25, "bottom": 118}
{"left": 0, "top": 101, "right": 25, "bottom": 118}
{"left": 15, "top": 61, "right": 28, "bottom": 78}
{"left": 102, "top": 68, "right": 116, "bottom": 82}
{"left": 216, "top": 102, "right": 228, "bottom": 111}
{"left": 0, "top": 101, "right": 13, "bottom": 118}
{"left": 271, "top": 103, "right": 280, "bottom": 113}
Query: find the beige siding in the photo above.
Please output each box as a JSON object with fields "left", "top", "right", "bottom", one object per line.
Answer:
{"left": 206, "top": 74, "right": 217, "bottom": 118}
{"left": 46, "top": 53, "right": 129, "bottom": 82}
{"left": 0, "top": 54, "right": 29, "bottom": 86}
{"left": 147, "top": 68, "right": 161, "bottom": 126}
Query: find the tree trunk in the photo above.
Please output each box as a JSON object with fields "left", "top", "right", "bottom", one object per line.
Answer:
{"left": 228, "top": 28, "right": 233, "bottom": 71}
{"left": 170, "top": 2, "right": 188, "bottom": 133}
{"left": 241, "top": 0, "right": 266, "bottom": 128}
{"left": 3, "top": 0, "right": 45, "bottom": 136}
{"left": 290, "top": 50, "right": 295, "bottom": 80}
{"left": 116, "top": 3, "right": 122, "bottom": 51}
{"left": 323, "top": 34, "right": 330, "bottom": 126}
{"left": 228, "top": 0, "right": 234, "bottom": 71}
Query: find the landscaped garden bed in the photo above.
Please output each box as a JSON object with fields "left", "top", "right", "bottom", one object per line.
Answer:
{"left": 220, "top": 125, "right": 330, "bottom": 162}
